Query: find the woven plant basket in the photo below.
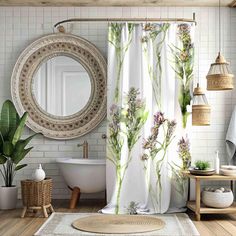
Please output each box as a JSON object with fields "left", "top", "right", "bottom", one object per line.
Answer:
{"left": 202, "top": 190, "right": 234, "bottom": 208}
{"left": 207, "top": 74, "right": 234, "bottom": 91}
{"left": 21, "top": 178, "right": 52, "bottom": 207}
{"left": 192, "top": 105, "right": 211, "bottom": 126}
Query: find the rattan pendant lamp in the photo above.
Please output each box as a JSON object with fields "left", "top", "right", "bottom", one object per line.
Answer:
{"left": 192, "top": 26, "right": 211, "bottom": 126}
{"left": 206, "top": 0, "right": 234, "bottom": 90}
{"left": 192, "top": 83, "right": 211, "bottom": 126}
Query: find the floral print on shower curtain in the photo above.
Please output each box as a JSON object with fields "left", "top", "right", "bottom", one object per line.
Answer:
{"left": 102, "top": 22, "right": 194, "bottom": 214}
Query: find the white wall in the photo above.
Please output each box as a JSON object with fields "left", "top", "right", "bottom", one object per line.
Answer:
{"left": 0, "top": 6, "right": 235, "bottom": 199}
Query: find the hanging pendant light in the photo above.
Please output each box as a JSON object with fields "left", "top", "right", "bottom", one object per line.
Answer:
{"left": 207, "top": 53, "right": 234, "bottom": 90}
{"left": 206, "top": 0, "right": 234, "bottom": 91}
{"left": 192, "top": 83, "right": 211, "bottom": 126}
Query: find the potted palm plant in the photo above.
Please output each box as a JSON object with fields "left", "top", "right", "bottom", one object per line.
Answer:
{"left": 0, "top": 100, "right": 38, "bottom": 209}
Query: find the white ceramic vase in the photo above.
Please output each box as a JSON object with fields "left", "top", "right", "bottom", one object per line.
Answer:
{"left": 32, "top": 164, "right": 46, "bottom": 181}
{"left": 0, "top": 186, "right": 18, "bottom": 210}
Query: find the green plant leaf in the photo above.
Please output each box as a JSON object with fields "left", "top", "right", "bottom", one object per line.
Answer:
{"left": 0, "top": 131, "right": 3, "bottom": 151}
{"left": 15, "top": 164, "right": 27, "bottom": 171}
{"left": 12, "top": 147, "right": 33, "bottom": 165}
{"left": 0, "top": 154, "right": 7, "bottom": 164}
{"left": 15, "top": 133, "right": 39, "bottom": 152}
{"left": 12, "top": 112, "right": 28, "bottom": 146}
{"left": 195, "top": 160, "right": 210, "bottom": 170}
{"left": 8, "top": 127, "right": 18, "bottom": 144}
{"left": 3, "top": 141, "right": 14, "bottom": 156}
{"left": 0, "top": 100, "right": 19, "bottom": 138}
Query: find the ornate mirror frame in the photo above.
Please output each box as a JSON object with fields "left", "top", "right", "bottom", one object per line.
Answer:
{"left": 11, "top": 34, "right": 107, "bottom": 139}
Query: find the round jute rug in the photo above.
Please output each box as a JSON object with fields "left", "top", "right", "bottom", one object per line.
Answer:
{"left": 72, "top": 215, "right": 165, "bottom": 234}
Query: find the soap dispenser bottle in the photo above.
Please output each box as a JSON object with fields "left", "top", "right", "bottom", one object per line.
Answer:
{"left": 215, "top": 150, "right": 220, "bottom": 174}
{"left": 32, "top": 164, "right": 46, "bottom": 181}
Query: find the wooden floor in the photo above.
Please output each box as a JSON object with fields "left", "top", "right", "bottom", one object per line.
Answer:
{"left": 1, "top": 200, "right": 236, "bottom": 236}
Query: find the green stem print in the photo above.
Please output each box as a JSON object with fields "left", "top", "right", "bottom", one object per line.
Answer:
{"left": 177, "top": 136, "right": 191, "bottom": 171}
{"left": 142, "top": 23, "right": 170, "bottom": 109}
{"left": 169, "top": 136, "right": 191, "bottom": 200}
{"left": 142, "top": 112, "right": 176, "bottom": 212}
{"left": 108, "top": 23, "right": 134, "bottom": 102}
{"left": 170, "top": 24, "right": 194, "bottom": 128}
{"left": 108, "top": 88, "right": 148, "bottom": 214}
{"left": 115, "top": 164, "right": 122, "bottom": 214}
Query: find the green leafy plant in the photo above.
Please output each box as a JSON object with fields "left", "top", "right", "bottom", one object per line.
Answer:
{"left": 0, "top": 100, "right": 39, "bottom": 187}
{"left": 169, "top": 136, "right": 191, "bottom": 199}
{"left": 177, "top": 136, "right": 191, "bottom": 171}
{"left": 108, "top": 23, "right": 134, "bottom": 102}
{"left": 142, "top": 23, "right": 170, "bottom": 108}
{"left": 142, "top": 112, "right": 176, "bottom": 210}
{"left": 108, "top": 87, "right": 148, "bottom": 214}
{"left": 126, "top": 201, "right": 139, "bottom": 215}
{"left": 170, "top": 24, "right": 194, "bottom": 128}
{"left": 194, "top": 160, "right": 210, "bottom": 170}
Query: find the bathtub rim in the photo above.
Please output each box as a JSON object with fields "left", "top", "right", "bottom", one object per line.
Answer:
{"left": 56, "top": 158, "right": 106, "bottom": 165}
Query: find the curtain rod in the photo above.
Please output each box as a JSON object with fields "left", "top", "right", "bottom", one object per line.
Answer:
{"left": 53, "top": 13, "right": 196, "bottom": 29}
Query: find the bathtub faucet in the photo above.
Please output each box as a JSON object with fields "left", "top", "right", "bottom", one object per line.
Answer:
{"left": 77, "top": 141, "right": 88, "bottom": 159}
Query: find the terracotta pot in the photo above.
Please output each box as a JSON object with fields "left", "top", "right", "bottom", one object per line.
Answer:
{"left": 0, "top": 186, "right": 18, "bottom": 210}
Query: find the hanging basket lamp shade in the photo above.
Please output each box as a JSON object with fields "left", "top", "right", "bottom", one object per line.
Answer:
{"left": 192, "top": 83, "right": 211, "bottom": 126}
{"left": 206, "top": 52, "right": 234, "bottom": 90}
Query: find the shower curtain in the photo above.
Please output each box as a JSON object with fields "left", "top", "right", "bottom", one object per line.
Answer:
{"left": 102, "top": 22, "right": 194, "bottom": 214}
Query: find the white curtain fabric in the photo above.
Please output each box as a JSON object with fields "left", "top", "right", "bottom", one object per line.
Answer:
{"left": 102, "top": 23, "right": 194, "bottom": 214}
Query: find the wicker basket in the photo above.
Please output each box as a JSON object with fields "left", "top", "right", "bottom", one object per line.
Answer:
{"left": 21, "top": 178, "right": 52, "bottom": 207}
{"left": 202, "top": 190, "right": 234, "bottom": 208}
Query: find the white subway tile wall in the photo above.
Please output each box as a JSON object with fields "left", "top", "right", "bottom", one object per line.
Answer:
{"left": 0, "top": 7, "right": 235, "bottom": 199}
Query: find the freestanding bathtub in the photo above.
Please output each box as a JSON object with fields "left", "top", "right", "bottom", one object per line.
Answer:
{"left": 57, "top": 158, "right": 106, "bottom": 193}
{"left": 56, "top": 158, "right": 106, "bottom": 208}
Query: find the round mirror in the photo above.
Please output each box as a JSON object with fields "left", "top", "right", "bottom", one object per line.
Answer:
{"left": 32, "top": 56, "right": 91, "bottom": 117}
{"left": 11, "top": 34, "right": 107, "bottom": 139}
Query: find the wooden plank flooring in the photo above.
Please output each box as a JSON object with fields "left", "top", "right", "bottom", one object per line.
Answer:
{"left": 0, "top": 199, "right": 236, "bottom": 236}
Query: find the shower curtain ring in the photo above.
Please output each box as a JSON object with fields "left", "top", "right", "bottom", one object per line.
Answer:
{"left": 57, "top": 25, "right": 66, "bottom": 33}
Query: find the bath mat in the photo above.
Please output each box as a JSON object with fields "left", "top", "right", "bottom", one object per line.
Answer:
{"left": 35, "top": 213, "right": 200, "bottom": 236}
{"left": 72, "top": 215, "right": 165, "bottom": 234}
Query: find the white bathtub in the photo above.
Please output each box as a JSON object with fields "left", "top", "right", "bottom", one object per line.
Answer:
{"left": 56, "top": 158, "right": 106, "bottom": 193}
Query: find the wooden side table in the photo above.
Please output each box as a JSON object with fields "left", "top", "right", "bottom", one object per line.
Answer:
{"left": 183, "top": 172, "right": 236, "bottom": 221}
{"left": 21, "top": 178, "right": 54, "bottom": 218}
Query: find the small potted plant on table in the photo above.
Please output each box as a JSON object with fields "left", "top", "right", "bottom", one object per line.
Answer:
{"left": 189, "top": 160, "right": 215, "bottom": 176}
{"left": 0, "top": 100, "right": 38, "bottom": 209}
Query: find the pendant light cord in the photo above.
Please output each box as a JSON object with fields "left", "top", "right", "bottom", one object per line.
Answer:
{"left": 198, "top": 13, "right": 200, "bottom": 85}
{"left": 219, "top": 0, "right": 221, "bottom": 53}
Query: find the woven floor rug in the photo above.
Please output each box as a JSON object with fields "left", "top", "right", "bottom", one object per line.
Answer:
{"left": 35, "top": 213, "right": 200, "bottom": 236}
